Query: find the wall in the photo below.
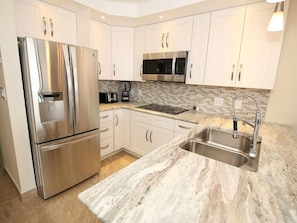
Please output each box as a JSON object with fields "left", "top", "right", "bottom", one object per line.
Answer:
{"left": 99, "top": 81, "right": 270, "bottom": 121}
{"left": 0, "top": 0, "right": 36, "bottom": 194}
{"left": 265, "top": 0, "right": 297, "bottom": 133}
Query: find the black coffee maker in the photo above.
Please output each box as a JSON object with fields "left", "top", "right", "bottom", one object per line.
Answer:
{"left": 122, "top": 81, "right": 131, "bottom": 102}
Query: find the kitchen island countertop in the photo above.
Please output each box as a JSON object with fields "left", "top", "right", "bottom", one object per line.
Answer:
{"left": 80, "top": 103, "right": 297, "bottom": 222}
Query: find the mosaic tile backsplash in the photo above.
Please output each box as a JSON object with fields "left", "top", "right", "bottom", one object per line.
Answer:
{"left": 99, "top": 80, "right": 270, "bottom": 121}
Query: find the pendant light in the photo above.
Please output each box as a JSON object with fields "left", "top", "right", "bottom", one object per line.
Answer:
{"left": 267, "top": 2, "right": 284, "bottom": 32}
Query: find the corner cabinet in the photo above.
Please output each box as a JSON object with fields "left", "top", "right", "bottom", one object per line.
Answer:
{"left": 114, "top": 109, "right": 131, "bottom": 151}
{"left": 90, "top": 20, "right": 112, "bottom": 80}
{"left": 14, "top": 0, "right": 77, "bottom": 45}
{"left": 112, "top": 27, "right": 134, "bottom": 81}
{"left": 204, "top": 2, "right": 284, "bottom": 89}
{"left": 144, "top": 17, "right": 193, "bottom": 53}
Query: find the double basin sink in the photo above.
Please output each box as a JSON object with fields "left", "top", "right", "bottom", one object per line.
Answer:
{"left": 179, "top": 127, "right": 261, "bottom": 172}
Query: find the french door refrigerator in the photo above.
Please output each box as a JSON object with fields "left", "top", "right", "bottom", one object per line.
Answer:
{"left": 18, "top": 37, "right": 100, "bottom": 199}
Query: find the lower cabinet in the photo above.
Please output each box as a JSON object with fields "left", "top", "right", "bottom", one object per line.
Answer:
{"left": 99, "top": 110, "right": 114, "bottom": 158}
{"left": 114, "top": 109, "right": 131, "bottom": 151}
{"left": 130, "top": 111, "right": 174, "bottom": 156}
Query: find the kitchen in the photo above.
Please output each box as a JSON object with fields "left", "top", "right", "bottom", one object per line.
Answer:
{"left": 0, "top": 0, "right": 296, "bottom": 222}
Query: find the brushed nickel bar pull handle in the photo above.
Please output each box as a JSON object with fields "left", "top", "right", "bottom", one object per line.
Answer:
{"left": 190, "top": 64, "right": 193, "bottom": 79}
{"left": 145, "top": 130, "right": 149, "bottom": 142}
{"left": 98, "top": 62, "right": 101, "bottom": 76}
{"left": 101, "top": 115, "right": 109, "bottom": 119}
{"left": 162, "top": 33, "right": 165, "bottom": 48}
{"left": 238, "top": 64, "right": 243, "bottom": 81}
{"left": 231, "top": 64, "right": 235, "bottom": 81}
{"left": 100, "top": 145, "right": 109, "bottom": 149}
{"left": 113, "top": 64, "right": 116, "bottom": 76}
{"left": 42, "top": 17, "right": 47, "bottom": 36}
{"left": 100, "top": 128, "right": 109, "bottom": 133}
{"left": 178, "top": 125, "right": 191, "bottom": 130}
{"left": 140, "top": 64, "right": 143, "bottom": 77}
{"left": 166, "top": 33, "right": 169, "bottom": 48}
{"left": 115, "top": 114, "right": 118, "bottom": 126}
{"left": 150, "top": 131, "right": 152, "bottom": 143}
{"left": 49, "top": 18, "right": 53, "bottom": 37}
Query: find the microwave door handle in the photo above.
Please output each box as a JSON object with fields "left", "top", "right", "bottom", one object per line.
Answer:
{"left": 172, "top": 57, "right": 176, "bottom": 79}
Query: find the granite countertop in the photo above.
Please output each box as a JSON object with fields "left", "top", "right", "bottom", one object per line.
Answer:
{"left": 79, "top": 103, "right": 297, "bottom": 222}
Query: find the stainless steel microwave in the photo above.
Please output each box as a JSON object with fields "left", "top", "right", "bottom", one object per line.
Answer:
{"left": 142, "top": 51, "right": 188, "bottom": 83}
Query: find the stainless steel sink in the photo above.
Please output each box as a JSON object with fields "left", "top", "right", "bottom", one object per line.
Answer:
{"left": 180, "top": 127, "right": 261, "bottom": 172}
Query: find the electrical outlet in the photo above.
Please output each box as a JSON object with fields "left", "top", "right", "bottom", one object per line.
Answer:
{"left": 235, "top": 100, "right": 242, "bottom": 110}
{"left": 138, "top": 89, "right": 142, "bottom": 96}
{"left": 214, "top": 97, "right": 224, "bottom": 106}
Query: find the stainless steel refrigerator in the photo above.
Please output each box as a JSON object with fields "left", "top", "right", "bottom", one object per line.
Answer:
{"left": 18, "top": 37, "right": 100, "bottom": 199}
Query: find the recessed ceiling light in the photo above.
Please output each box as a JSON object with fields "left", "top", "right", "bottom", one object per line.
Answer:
{"left": 101, "top": 15, "right": 106, "bottom": 19}
{"left": 159, "top": 15, "right": 163, "bottom": 19}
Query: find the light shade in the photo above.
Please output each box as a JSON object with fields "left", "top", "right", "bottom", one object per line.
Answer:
{"left": 267, "top": 2, "right": 284, "bottom": 32}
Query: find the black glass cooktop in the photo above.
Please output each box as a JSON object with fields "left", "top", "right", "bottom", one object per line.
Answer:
{"left": 137, "top": 104, "right": 188, "bottom": 115}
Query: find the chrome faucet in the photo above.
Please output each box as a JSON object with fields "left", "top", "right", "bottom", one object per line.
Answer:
{"left": 232, "top": 94, "right": 261, "bottom": 158}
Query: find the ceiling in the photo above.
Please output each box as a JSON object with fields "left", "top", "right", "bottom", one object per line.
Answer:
{"left": 73, "top": 0, "right": 206, "bottom": 17}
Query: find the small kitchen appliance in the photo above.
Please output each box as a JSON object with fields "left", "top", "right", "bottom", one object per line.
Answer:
{"left": 122, "top": 81, "right": 131, "bottom": 102}
{"left": 99, "top": 92, "right": 117, "bottom": 103}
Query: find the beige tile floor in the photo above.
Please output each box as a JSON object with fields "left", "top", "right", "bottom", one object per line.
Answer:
{"left": 0, "top": 151, "right": 138, "bottom": 223}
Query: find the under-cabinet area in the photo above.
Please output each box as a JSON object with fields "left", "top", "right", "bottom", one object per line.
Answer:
{"left": 99, "top": 107, "right": 196, "bottom": 159}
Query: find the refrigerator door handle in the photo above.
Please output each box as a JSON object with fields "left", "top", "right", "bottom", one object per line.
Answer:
{"left": 69, "top": 46, "right": 79, "bottom": 130}
{"left": 62, "top": 45, "right": 75, "bottom": 129}
{"left": 40, "top": 130, "right": 99, "bottom": 152}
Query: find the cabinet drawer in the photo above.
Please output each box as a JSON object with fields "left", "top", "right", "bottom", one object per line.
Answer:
{"left": 150, "top": 115, "right": 174, "bottom": 131}
{"left": 131, "top": 111, "right": 174, "bottom": 131}
{"left": 100, "top": 121, "right": 113, "bottom": 139}
{"left": 100, "top": 137, "right": 114, "bottom": 157}
{"left": 174, "top": 120, "right": 196, "bottom": 133}
{"left": 99, "top": 110, "right": 113, "bottom": 123}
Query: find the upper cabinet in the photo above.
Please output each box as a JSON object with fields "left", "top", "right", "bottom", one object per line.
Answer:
{"left": 90, "top": 20, "right": 112, "bottom": 80}
{"left": 14, "top": 0, "right": 77, "bottom": 45}
{"left": 186, "top": 13, "right": 211, "bottom": 85}
{"left": 204, "top": 2, "right": 284, "bottom": 89}
{"left": 144, "top": 17, "right": 193, "bottom": 53}
{"left": 112, "top": 27, "right": 134, "bottom": 81}
{"left": 133, "top": 27, "right": 145, "bottom": 82}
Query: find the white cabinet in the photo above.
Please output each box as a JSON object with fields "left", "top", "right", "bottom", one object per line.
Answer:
{"left": 99, "top": 110, "right": 114, "bottom": 159}
{"left": 144, "top": 17, "right": 193, "bottom": 53}
{"left": 174, "top": 120, "right": 196, "bottom": 138}
{"left": 204, "top": 2, "right": 284, "bottom": 89}
{"left": 130, "top": 111, "right": 174, "bottom": 156}
{"left": 186, "top": 13, "right": 211, "bottom": 85}
{"left": 90, "top": 20, "right": 112, "bottom": 80}
{"left": 114, "top": 109, "right": 131, "bottom": 151}
{"left": 133, "top": 27, "right": 145, "bottom": 81}
{"left": 112, "top": 27, "right": 134, "bottom": 81}
{"left": 14, "top": 0, "right": 77, "bottom": 44}
{"left": 204, "top": 6, "right": 245, "bottom": 87}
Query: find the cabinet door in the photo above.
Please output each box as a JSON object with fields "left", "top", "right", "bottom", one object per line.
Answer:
{"left": 134, "top": 27, "right": 145, "bottom": 81}
{"left": 150, "top": 126, "right": 174, "bottom": 151}
{"left": 14, "top": 0, "right": 47, "bottom": 39}
{"left": 46, "top": 6, "right": 77, "bottom": 45}
{"left": 114, "top": 109, "right": 124, "bottom": 151}
{"left": 166, "top": 17, "right": 193, "bottom": 51}
{"left": 90, "top": 20, "right": 112, "bottom": 80}
{"left": 204, "top": 6, "right": 245, "bottom": 87}
{"left": 112, "top": 27, "right": 134, "bottom": 81}
{"left": 144, "top": 23, "right": 165, "bottom": 53}
{"left": 186, "top": 13, "right": 211, "bottom": 85}
{"left": 236, "top": 2, "right": 284, "bottom": 89}
{"left": 130, "top": 121, "right": 151, "bottom": 156}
